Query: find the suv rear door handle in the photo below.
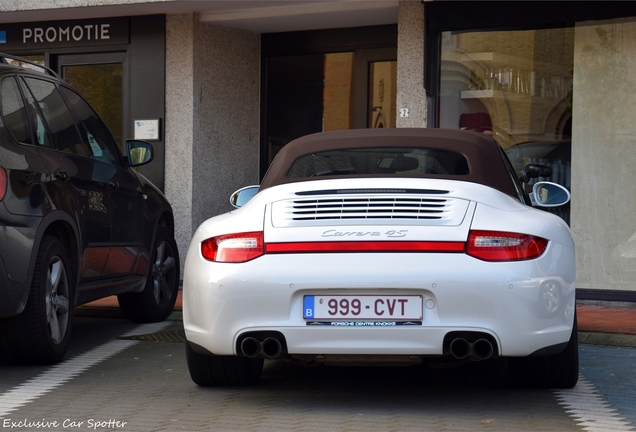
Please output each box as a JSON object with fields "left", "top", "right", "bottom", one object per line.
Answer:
{"left": 54, "top": 169, "right": 70, "bottom": 181}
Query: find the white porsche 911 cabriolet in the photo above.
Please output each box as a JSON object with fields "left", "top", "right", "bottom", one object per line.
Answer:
{"left": 183, "top": 128, "right": 577, "bottom": 388}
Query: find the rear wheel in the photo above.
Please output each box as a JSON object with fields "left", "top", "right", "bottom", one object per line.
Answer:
{"left": 0, "top": 235, "right": 73, "bottom": 364}
{"left": 118, "top": 226, "right": 179, "bottom": 323}
{"left": 185, "top": 342, "right": 263, "bottom": 386}
{"left": 509, "top": 314, "right": 579, "bottom": 389}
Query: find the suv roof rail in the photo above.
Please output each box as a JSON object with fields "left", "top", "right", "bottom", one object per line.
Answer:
{"left": 0, "top": 53, "right": 60, "bottom": 79}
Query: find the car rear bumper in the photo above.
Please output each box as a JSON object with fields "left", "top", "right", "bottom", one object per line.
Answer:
{"left": 0, "top": 206, "right": 38, "bottom": 317}
{"left": 183, "top": 243, "right": 575, "bottom": 358}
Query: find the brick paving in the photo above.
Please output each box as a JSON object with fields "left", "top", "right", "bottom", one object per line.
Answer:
{"left": 577, "top": 301, "right": 636, "bottom": 335}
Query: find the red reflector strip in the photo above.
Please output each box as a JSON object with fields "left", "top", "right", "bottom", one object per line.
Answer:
{"left": 265, "top": 241, "right": 465, "bottom": 254}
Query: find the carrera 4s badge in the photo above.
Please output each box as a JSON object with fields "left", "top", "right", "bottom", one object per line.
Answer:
{"left": 321, "top": 229, "right": 408, "bottom": 238}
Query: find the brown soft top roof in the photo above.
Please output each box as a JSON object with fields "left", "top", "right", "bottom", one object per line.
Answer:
{"left": 260, "top": 128, "right": 517, "bottom": 197}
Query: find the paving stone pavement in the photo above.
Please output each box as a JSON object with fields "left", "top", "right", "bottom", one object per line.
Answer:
{"left": 0, "top": 319, "right": 586, "bottom": 432}
{"left": 2, "top": 312, "right": 636, "bottom": 432}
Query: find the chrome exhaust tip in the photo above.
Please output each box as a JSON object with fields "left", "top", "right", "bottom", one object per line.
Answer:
{"left": 471, "top": 339, "right": 494, "bottom": 360}
{"left": 240, "top": 337, "right": 261, "bottom": 358}
{"left": 262, "top": 337, "right": 283, "bottom": 359}
{"left": 449, "top": 338, "right": 471, "bottom": 360}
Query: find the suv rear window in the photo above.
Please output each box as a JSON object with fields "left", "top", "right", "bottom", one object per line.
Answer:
{"left": 0, "top": 77, "right": 32, "bottom": 144}
{"left": 22, "top": 77, "right": 86, "bottom": 156}
{"left": 287, "top": 147, "right": 469, "bottom": 178}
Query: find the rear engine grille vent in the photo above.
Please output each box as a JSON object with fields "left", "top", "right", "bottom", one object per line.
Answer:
{"left": 272, "top": 192, "right": 470, "bottom": 227}
{"left": 287, "top": 197, "right": 449, "bottom": 221}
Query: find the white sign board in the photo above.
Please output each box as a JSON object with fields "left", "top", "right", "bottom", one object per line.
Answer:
{"left": 134, "top": 119, "right": 160, "bottom": 141}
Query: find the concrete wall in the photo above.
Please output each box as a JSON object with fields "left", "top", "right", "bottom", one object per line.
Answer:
{"left": 1, "top": 0, "right": 164, "bottom": 11}
{"left": 572, "top": 17, "right": 636, "bottom": 291}
{"left": 165, "top": 14, "right": 260, "bottom": 269}
{"left": 396, "top": 0, "right": 427, "bottom": 128}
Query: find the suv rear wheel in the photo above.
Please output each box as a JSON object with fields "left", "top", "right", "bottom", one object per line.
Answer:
{"left": 118, "top": 226, "right": 179, "bottom": 322}
{"left": 0, "top": 235, "right": 73, "bottom": 364}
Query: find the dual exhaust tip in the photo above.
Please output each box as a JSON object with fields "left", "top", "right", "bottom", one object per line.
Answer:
{"left": 240, "top": 336, "right": 284, "bottom": 359}
{"left": 449, "top": 338, "right": 494, "bottom": 361}
{"left": 241, "top": 334, "right": 493, "bottom": 361}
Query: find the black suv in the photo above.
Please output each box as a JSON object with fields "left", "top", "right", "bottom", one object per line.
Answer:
{"left": 0, "top": 54, "right": 179, "bottom": 364}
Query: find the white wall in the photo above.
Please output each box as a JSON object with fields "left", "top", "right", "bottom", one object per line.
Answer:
{"left": 572, "top": 17, "right": 636, "bottom": 292}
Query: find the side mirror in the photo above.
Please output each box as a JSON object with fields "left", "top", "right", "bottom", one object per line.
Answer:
{"left": 126, "top": 140, "right": 154, "bottom": 167}
{"left": 521, "top": 163, "right": 552, "bottom": 183}
{"left": 532, "top": 182, "right": 571, "bottom": 207}
{"left": 230, "top": 185, "right": 259, "bottom": 208}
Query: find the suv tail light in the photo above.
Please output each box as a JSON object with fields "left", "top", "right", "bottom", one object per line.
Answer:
{"left": 201, "top": 232, "right": 264, "bottom": 263}
{"left": 0, "top": 167, "right": 6, "bottom": 201}
{"left": 466, "top": 230, "right": 548, "bottom": 262}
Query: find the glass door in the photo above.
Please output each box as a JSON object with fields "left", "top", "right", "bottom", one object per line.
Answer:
{"left": 264, "top": 48, "right": 397, "bottom": 167}
{"left": 56, "top": 52, "right": 127, "bottom": 150}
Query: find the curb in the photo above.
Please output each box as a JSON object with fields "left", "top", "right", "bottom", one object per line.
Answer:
{"left": 578, "top": 331, "right": 636, "bottom": 348}
{"left": 74, "top": 307, "right": 183, "bottom": 322}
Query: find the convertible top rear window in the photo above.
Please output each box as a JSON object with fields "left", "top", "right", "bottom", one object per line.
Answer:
{"left": 260, "top": 129, "right": 518, "bottom": 198}
{"left": 287, "top": 148, "right": 469, "bottom": 178}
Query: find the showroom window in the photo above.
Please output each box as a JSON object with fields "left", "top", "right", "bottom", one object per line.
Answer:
{"left": 439, "top": 27, "right": 574, "bottom": 223}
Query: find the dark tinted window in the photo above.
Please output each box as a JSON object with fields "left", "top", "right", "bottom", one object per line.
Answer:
{"left": 287, "top": 147, "right": 469, "bottom": 178}
{"left": 499, "top": 146, "right": 527, "bottom": 204}
{"left": 22, "top": 77, "right": 86, "bottom": 156}
{"left": 60, "top": 86, "right": 120, "bottom": 166}
{"left": 20, "top": 81, "right": 54, "bottom": 147}
{"left": 0, "top": 77, "right": 32, "bottom": 144}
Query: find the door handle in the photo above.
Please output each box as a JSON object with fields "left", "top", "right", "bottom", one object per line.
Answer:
{"left": 109, "top": 180, "right": 119, "bottom": 190}
{"left": 54, "top": 169, "right": 70, "bottom": 181}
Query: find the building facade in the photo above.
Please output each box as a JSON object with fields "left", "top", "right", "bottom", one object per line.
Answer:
{"left": 2, "top": 0, "right": 636, "bottom": 300}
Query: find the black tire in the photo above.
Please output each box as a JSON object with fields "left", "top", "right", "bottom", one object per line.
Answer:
{"left": 509, "top": 314, "right": 579, "bottom": 389}
{"left": 186, "top": 342, "right": 263, "bottom": 386}
{"left": 0, "top": 235, "right": 74, "bottom": 364}
{"left": 118, "top": 226, "right": 180, "bottom": 323}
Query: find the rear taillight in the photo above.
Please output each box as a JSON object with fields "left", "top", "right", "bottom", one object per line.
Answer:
{"left": 200, "top": 229, "right": 547, "bottom": 263}
{"left": 466, "top": 230, "right": 548, "bottom": 262}
{"left": 201, "top": 231, "right": 264, "bottom": 263}
{"left": 0, "top": 167, "right": 6, "bottom": 201}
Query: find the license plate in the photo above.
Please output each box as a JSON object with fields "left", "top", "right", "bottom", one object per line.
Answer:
{"left": 303, "top": 295, "right": 422, "bottom": 320}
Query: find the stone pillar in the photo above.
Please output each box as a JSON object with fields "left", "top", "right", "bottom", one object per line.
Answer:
{"left": 396, "top": 0, "right": 427, "bottom": 128}
{"left": 165, "top": 14, "right": 195, "bottom": 270}
{"left": 165, "top": 14, "right": 260, "bottom": 271}
{"left": 190, "top": 20, "right": 261, "bottom": 231}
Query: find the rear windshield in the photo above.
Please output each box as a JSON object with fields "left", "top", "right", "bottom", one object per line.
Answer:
{"left": 286, "top": 147, "right": 469, "bottom": 178}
